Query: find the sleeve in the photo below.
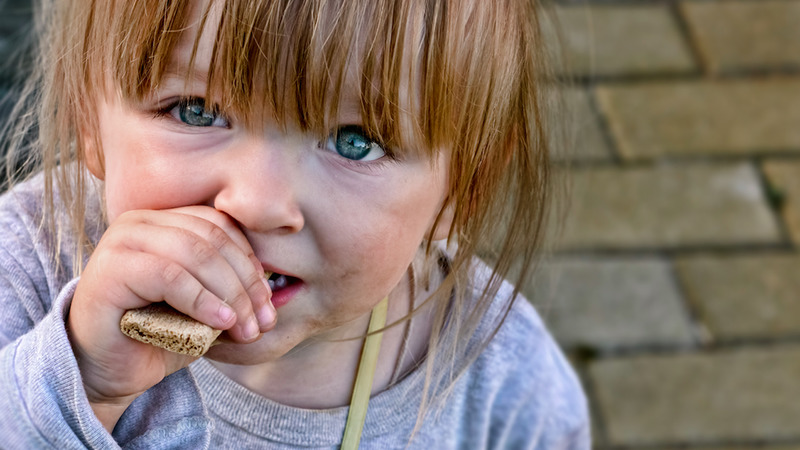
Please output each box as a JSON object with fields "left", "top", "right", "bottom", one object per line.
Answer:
{"left": 0, "top": 221, "right": 212, "bottom": 448}
{"left": 502, "top": 345, "right": 592, "bottom": 450}
{"left": 484, "top": 299, "right": 592, "bottom": 450}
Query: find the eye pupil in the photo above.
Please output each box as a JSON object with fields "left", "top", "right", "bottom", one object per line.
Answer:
{"left": 179, "top": 101, "right": 217, "bottom": 127}
{"left": 335, "top": 127, "right": 378, "bottom": 160}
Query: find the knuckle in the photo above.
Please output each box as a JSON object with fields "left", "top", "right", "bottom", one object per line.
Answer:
{"left": 227, "top": 290, "right": 251, "bottom": 309}
{"left": 212, "top": 211, "right": 236, "bottom": 230}
{"left": 206, "top": 225, "right": 232, "bottom": 251}
{"left": 117, "top": 209, "right": 148, "bottom": 225}
{"left": 191, "top": 238, "right": 217, "bottom": 265}
{"left": 159, "top": 261, "right": 186, "bottom": 287}
{"left": 190, "top": 284, "right": 209, "bottom": 311}
{"left": 244, "top": 271, "right": 265, "bottom": 295}
{"left": 115, "top": 209, "right": 137, "bottom": 222}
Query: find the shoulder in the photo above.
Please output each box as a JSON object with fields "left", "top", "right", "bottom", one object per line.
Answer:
{"left": 464, "top": 258, "right": 559, "bottom": 360}
{"left": 0, "top": 171, "right": 102, "bottom": 315}
{"left": 0, "top": 169, "right": 104, "bottom": 264}
{"left": 0, "top": 174, "right": 46, "bottom": 238}
{"left": 463, "top": 259, "right": 591, "bottom": 447}
{"left": 0, "top": 174, "right": 55, "bottom": 279}
{"left": 0, "top": 175, "right": 56, "bottom": 340}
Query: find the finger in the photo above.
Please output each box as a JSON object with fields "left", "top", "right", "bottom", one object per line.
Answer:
{"left": 170, "top": 206, "right": 264, "bottom": 273}
{"left": 168, "top": 212, "right": 276, "bottom": 332}
{"left": 122, "top": 209, "right": 264, "bottom": 281}
{"left": 147, "top": 209, "right": 275, "bottom": 326}
{"left": 119, "top": 210, "right": 275, "bottom": 332}
{"left": 119, "top": 221, "right": 264, "bottom": 342}
{"left": 119, "top": 251, "right": 238, "bottom": 331}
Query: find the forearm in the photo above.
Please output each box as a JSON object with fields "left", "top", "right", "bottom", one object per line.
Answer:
{"left": 0, "top": 281, "right": 120, "bottom": 448}
{"left": 68, "top": 316, "right": 138, "bottom": 433}
{"left": 1, "top": 281, "right": 212, "bottom": 448}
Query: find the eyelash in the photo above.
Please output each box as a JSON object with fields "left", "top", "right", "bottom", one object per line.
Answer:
{"left": 151, "top": 98, "right": 399, "bottom": 167}
{"left": 152, "top": 97, "right": 229, "bottom": 128}
{"left": 324, "top": 125, "right": 396, "bottom": 164}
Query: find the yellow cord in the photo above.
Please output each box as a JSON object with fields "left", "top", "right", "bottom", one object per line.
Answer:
{"left": 341, "top": 297, "right": 389, "bottom": 449}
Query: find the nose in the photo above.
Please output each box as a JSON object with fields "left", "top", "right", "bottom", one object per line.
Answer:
{"left": 212, "top": 136, "right": 305, "bottom": 234}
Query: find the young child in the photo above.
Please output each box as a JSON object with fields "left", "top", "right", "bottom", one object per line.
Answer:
{"left": 0, "top": 0, "right": 589, "bottom": 448}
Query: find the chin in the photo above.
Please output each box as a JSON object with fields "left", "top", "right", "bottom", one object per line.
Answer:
{"left": 204, "top": 337, "right": 279, "bottom": 365}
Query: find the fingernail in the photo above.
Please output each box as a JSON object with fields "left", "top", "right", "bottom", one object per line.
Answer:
{"left": 244, "top": 317, "right": 260, "bottom": 340}
{"left": 257, "top": 302, "right": 276, "bottom": 329}
{"left": 218, "top": 304, "right": 235, "bottom": 325}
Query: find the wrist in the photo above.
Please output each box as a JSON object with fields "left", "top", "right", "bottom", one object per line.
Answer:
{"left": 85, "top": 389, "right": 138, "bottom": 433}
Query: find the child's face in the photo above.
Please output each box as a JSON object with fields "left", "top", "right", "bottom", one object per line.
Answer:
{"left": 88, "top": 3, "right": 451, "bottom": 364}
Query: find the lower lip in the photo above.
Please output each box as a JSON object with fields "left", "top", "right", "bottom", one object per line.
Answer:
{"left": 270, "top": 281, "right": 304, "bottom": 309}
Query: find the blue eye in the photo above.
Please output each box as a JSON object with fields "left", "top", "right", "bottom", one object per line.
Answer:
{"left": 168, "top": 98, "right": 229, "bottom": 128}
{"left": 326, "top": 126, "right": 386, "bottom": 162}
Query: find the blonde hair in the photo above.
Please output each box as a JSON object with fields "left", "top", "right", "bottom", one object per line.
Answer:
{"left": 5, "top": 0, "right": 559, "bottom": 434}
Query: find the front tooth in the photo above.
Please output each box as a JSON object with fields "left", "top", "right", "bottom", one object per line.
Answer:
{"left": 274, "top": 275, "right": 288, "bottom": 289}
{"left": 268, "top": 278, "right": 276, "bottom": 290}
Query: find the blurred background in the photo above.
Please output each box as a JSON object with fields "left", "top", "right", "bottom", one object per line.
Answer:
{"left": 1, "top": 0, "right": 799, "bottom": 448}
{"left": 0, "top": 0, "right": 31, "bottom": 120}
{"left": 530, "top": 0, "right": 800, "bottom": 448}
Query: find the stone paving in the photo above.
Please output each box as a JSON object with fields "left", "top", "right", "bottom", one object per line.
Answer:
{"left": 2, "top": 0, "right": 800, "bottom": 449}
{"left": 537, "top": 0, "right": 800, "bottom": 448}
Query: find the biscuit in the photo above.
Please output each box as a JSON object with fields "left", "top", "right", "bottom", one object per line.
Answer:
{"left": 119, "top": 303, "right": 222, "bottom": 357}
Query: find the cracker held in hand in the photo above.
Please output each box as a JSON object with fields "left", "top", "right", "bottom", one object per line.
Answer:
{"left": 120, "top": 303, "right": 222, "bottom": 357}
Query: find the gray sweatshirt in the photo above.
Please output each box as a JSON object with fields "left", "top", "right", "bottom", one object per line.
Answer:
{"left": 0, "top": 174, "right": 590, "bottom": 449}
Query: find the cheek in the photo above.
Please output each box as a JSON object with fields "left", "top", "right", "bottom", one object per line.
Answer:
{"left": 334, "top": 190, "right": 439, "bottom": 288}
{"left": 104, "top": 177, "right": 192, "bottom": 223}
{"left": 100, "top": 139, "right": 215, "bottom": 223}
{"left": 103, "top": 160, "right": 192, "bottom": 223}
{"left": 96, "top": 109, "right": 173, "bottom": 221}
{"left": 95, "top": 99, "right": 234, "bottom": 223}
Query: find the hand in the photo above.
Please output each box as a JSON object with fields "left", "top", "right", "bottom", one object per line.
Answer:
{"left": 67, "top": 206, "right": 276, "bottom": 431}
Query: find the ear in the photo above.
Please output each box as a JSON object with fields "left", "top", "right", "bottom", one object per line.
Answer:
{"left": 82, "top": 127, "right": 105, "bottom": 180}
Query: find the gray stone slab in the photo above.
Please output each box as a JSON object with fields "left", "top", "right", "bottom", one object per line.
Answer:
{"left": 528, "top": 257, "right": 695, "bottom": 350}
{"left": 555, "top": 163, "right": 782, "bottom": 250}
{"left": 597, "top": 80, "right": 800, "bottom": 159}
{"left": 763, "top": 160, "right": 800, "bottom": 245}
{"left": 682, "top": 0, "right": 800, "bottom": 74}
{"left": 676, "top": 253, "right": 800, "bottom": 341}
{"left": 551, "top": 88, "right": 612, "bottom": 163}
{"left": 549, "top": 5, "right": 695, "bottom": 77}
{"left": 639, "top": 446, "right": 800, "bottom": 450}
{"left": 590, "top": 346, "right": 800, "bottom": 445}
